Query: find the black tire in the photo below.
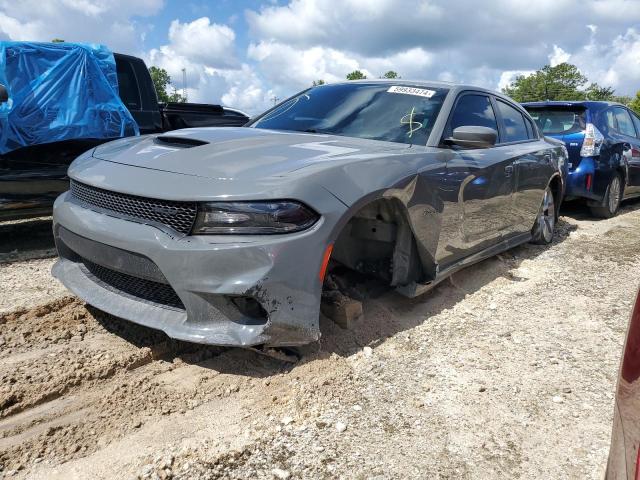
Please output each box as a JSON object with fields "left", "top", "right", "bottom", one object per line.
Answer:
{"left": 531, "top": 186, "right": 556, "bottom": 245}
{"left": 590, "top": 173, "right": 622, "bottom": 219}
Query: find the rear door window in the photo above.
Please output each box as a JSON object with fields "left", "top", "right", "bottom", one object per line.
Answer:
{"left": 613, "top": 107, "right": 637, "bottom": 137}
{"left": 116, "top": 60, "right": 141, "bottom": 111}
{"left": 496, "top": 100, "right": 529, "bottom": 142}
{"left": 525, "top": 107, "right": 586, "bottom": 135}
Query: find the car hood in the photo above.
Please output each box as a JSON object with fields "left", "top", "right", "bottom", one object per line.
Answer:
{"left": 91, "top": 127, "right": 409, "bottom": 180}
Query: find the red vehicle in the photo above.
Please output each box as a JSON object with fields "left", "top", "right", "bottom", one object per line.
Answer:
{"left": 607, "top": 287, "right": 640, "bottom": 479}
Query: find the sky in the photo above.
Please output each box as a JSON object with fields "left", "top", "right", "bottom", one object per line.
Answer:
{"left": 0, "top": 0, "right": 639, "bottom": 114}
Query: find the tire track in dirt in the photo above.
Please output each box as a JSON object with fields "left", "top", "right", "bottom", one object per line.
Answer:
{"left": 0, "top": 299, "right": 159, "bottom": 420}
{"left": 0, "top": 297, "right": 305, "bottom": 476}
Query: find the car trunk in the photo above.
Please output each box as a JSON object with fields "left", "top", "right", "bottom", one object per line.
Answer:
{"left": 525, "top": 105, "right": 587, "bottom": 170}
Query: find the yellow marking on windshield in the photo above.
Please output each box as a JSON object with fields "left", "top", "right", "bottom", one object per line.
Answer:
{"left": 400, "top": 107, "right": 423, "bottom": 138}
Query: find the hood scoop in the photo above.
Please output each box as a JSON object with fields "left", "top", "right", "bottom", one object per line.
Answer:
{"left": 154, "top": 135, "right": 209, "bottom": 148}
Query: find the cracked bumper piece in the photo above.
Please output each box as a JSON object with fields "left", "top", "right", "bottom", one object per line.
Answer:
{"left": 52, "top": 192, "right": 338, "bottom": 347}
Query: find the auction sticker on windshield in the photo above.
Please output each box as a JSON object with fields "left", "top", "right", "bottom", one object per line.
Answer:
{"left": 387, "top": 86, "right": 436, "bottom": 98}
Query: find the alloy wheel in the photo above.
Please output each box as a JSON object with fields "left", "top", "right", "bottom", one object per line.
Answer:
{"left": 537, "top": 187, "right": 555, "bottom": 243}
{"left": 608, "top": 176, "right": 621, "bottom": 214}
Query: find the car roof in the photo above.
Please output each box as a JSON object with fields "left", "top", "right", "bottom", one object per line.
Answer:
{"left": 328, "top": 79, "right": 496, "bottom": 94}
{"left": 326, "top": 79, "right": 519, "bottom": 103}
{"left": 521, "top": 100, "right": 627, "bottom": 110}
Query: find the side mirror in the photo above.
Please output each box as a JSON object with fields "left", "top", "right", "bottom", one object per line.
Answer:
{"left": 0, "top": 84, "right": 8, "bottom": 104}
{"left": 446, "top": 126, "right": 497, "bottom": 149}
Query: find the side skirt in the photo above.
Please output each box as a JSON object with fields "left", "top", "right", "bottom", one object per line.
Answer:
{"left": 396, "top": 232, "right": 532, "bottom": 298}
{"left": 622, "top": 191, "right": 640, "bottom": 201}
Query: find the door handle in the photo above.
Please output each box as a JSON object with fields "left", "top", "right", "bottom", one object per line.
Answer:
{"left": 504, "top": 165, "right": 514, "bottom": 178}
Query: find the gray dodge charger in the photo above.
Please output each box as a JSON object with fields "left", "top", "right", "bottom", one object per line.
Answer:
{"left": 52, "top": 80, "right": 565, "bottom": 346}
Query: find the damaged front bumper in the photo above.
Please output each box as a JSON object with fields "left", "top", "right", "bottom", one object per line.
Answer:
{"left": 52, "top": 192, "right": 342, "bottom": 347}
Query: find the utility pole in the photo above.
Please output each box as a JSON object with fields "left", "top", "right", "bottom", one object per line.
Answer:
{"left": 271, "top": 95, "right": 279, "bottom": 106}
{"left": 182, "top": 68, "right": 187, "bottom": 102}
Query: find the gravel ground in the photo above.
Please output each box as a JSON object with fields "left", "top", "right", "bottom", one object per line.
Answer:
{"left": 0, "top": 200, "right": 639, "bottom": 479}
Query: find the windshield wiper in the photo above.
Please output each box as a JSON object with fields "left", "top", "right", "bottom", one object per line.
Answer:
{"left": 301, "top": 128, "right": 335, "bottom": 134}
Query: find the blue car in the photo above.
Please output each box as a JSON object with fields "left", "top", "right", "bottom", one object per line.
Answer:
{"left": 522, "top": 101, "right": 640, "bottom": 217}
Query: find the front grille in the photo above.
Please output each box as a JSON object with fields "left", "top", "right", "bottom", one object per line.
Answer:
{"left": 70, "top": 180, "right": 197, "bottom": 235}
{"left": 81, "top": 258, "right": 185, "bottom": 310}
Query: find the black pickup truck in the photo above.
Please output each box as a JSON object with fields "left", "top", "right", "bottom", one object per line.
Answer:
{"left": 0, "top": 52, "right": 250, "bottom": 221}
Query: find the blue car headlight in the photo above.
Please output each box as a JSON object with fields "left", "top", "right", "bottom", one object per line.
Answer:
{"left": 192, "top": 201, "right": 319, "bottom": 234}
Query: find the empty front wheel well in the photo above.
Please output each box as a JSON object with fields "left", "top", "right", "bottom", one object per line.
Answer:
{"left": 330, "top": 198, "right": 424, "bottom": 287}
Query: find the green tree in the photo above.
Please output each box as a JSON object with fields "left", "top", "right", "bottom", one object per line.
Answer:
{"left": 612, "top": 95, "right": 632, "bottom": 106}
{"left": 584, "top": 83, "right": 615, "bottom": 101}
{"left": 503, "top": 63, "right": 590, "bottom": 102}
{"left": 51, "top": 38, "right": 65, "bottom": 43}
{"left": 346, "top": 70, "right": 367, "bottom": 80}
{"left": 312, "top": 79, "right": 325, "bottom": 86}
{"left": 149, "top": 66, "right": 171, "bottom": 103}
{"left": 382, "top": 71, "right": 399, "bottom": 79}
{"left": 630, "top": 91, "right": 640, "bottom": 115}
{"left": 148, "top": 66, "right": 185, "bottom": 103}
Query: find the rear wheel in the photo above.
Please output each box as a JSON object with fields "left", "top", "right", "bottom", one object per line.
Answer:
{"left": 590, "top": 173, "right": 622, "bottom": 219}
{"left": 531, "top": 186, "right": 555, "bottom": 245}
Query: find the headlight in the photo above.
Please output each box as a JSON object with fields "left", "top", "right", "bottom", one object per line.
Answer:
{"left": 192, "top": 201, "right": 319, "bottom": 234}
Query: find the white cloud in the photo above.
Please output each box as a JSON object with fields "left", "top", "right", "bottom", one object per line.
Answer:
{"left": 364, "top": 48, "right": 434, "bottom": 80}
{"left": 246, "top": 0, "right": 445, "bottom": 56}
{"left": 246, "top": 41, "right": 435, "bottom": 103}
{"left": 0, "top": 15, "right": 42, "bottom": 40}
{"left": 220, "top": 65, "right": 275, "bottom": 113}
{"left": 0, "top": 0, "right": 162, "bottom": 52}
{"left": 589, "top": 0, "right": 640, "bottom": 22}
{"left": 245, "top": 0, "right": 640, "bottom": 95}
{"left": 498, "top": 70, "right": 535, "bottom": 91}
{"left": 2, "top": 0, "right": 640, "bottom": 118}
{"left": 146, "top": 18, "right": 273, "bottom": 114}
{"left": 569, "top": 27, "right": 640, "bottom": 95}
{"left": 167, "top": 17, "right": 237, "bottom": 68}
{"left": 549, "top": 45, "right": 571, "bottom": 66}
{"left": 247, "top": 41, "right": 362, "bottom": 90}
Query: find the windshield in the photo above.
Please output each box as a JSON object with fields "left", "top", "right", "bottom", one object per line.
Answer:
{"left": 250, "top": 83, "right": 449, "bottom": 145}
{"left": 524, "top": 107, "right": 586, "bottom": 135}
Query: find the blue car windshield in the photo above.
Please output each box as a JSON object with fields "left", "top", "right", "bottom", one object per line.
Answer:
{"left": 250, "top": 83, "right": 449, "bottom": 146}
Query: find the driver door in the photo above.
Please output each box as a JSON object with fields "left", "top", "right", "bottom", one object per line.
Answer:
{"left": 436, "top": 92, "right": 517, "bottom": 267}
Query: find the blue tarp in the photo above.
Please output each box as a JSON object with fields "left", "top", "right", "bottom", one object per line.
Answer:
{"left": 0, "top": 41, "right": 139, "bottom": 155}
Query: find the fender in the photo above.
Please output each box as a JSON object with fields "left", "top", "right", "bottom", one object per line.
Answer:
{"left": 326, "top": 174, "right": 442, "bottom": 289}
